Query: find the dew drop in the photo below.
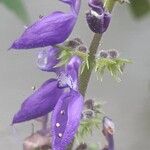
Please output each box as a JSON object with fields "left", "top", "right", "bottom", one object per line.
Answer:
{"left": 24, "top": 25, "right": 28, "bottom": 29}
{"left": 60, "top": 110, "right": 65, "bottom": 115}
{"left": 31, "top": 86, "right": 36, "bottom": 91}
{"left": 58, "top": 133, "right": 62, "bottom": 138}
{"left": 56, "top": 123, "right": 60, "bottom": 127}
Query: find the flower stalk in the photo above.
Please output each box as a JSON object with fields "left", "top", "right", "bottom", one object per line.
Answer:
{"left": 79, "top": 0, "right": 117, "bottom": 97}
{"left": 79, "top": 33, "right": 102, "bottom": 96}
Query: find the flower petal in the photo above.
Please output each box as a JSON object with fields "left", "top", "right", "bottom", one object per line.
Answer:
{"left": 57, "top": 56, "right": 81, "bottom": 90}
{"left": 10, "top": 11, "right": 77, "bottom": 49}
{"left": 37, "top": 46, "right": 59, "bottom": 72}
{"left": 60, "top": 0, "right": 81, "bottom": 14}
{"left": 66, "top": 56, "right": 81, "bottom": 90}
{"left": 12, "top": 79, "right": 64, "bottom": 124}
{"left": 88, "top": 0, "right": 104, "bottom": 13}
{"left": 51, "top": 90, "right": 83, "bottom": 150}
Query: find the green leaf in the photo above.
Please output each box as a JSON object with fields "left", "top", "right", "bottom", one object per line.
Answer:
{"left": 0, "top": 0, "right": 29, "bottom": 22}
{"left": 129, "top": 0, "right": 150, "bottom": 18}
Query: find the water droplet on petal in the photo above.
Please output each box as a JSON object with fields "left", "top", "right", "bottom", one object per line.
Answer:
{"left": 56, "top": 123, "right": 60, "bottom": 127}
{"left": 58, "top": 133, "right": 62, "bottom": 138}
{"left": 24, "top": 25, "right": 28, "bottom": 29}
{"left": 31, "top": 86, "right": 36, "bottom": 91}
{"left": 60, "top": 110, "right": 65, "bottom": 115}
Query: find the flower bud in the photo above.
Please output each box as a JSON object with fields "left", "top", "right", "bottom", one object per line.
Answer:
{"left": 82, "top": 110, "right": 95, "bottom": 119}
{"left": 86, "top": 0, "right": 111, "bottom": 34}
{"left": 99, "top": 50, "right": 108, "bottom": 58}
{"left": 103, "top": 116, "right": 115, "bottom": 135}
{"left": 77, "top": 45, "right": 87, "bottom": 52}
{"left": 84, "top": 99, "right": 94, "bottom": 110}
{"left": 108, "top": 49, "right": 119, "bottom": 59}
{"left": 64, "top": 38, "right": 83, "bottom": 49}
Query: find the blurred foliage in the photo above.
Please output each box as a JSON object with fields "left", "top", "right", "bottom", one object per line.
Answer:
{"left": 129, "top": 0, "right": 150, "bottom": 18}
{"left": 0, "top": 0, "right": 29, "bottom": 22}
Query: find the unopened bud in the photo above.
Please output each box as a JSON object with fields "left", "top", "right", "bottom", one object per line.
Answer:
{"left": 108, "top": 49, "right": 119, "bottom": 59}
{"left": 86, "top": 0, "right": 111, "bottom": 33}
{"left": 84, "top": 99, "right": 94, "bottom": 110}
{"left": 99, "top": 50, "right": 108, "bottom": 58}
{"left": 82, "top": 110, "right": 95, "bottom": 119}
{"left": 78, "top": 45, "right": 87, "bottom": 52}
{"left": 64, "top": 38, "right": 82, "bottom": 49}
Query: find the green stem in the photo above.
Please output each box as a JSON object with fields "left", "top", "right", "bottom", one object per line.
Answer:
{"left": 79, "top": 33, "right": 102, "bottom": 96}
{"left": 104, "top": 0, "right": 117, "bottom": 12}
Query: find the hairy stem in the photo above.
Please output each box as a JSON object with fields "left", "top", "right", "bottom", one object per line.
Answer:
{"left": 79, "top": 34, "right": 102, "bottom": 96}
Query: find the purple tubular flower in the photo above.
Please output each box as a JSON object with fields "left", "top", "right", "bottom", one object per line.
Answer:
{"left": 51, "top": 90, "right": 83, "bottom": 150}
{"left": 37, "top": 46, "right": 59, "bottom": 72}
{"left": 12, "top": 54, "right": 83, "bottom": 149}
{"left": 86, "top": 0, "right": 111, "bottom": 34}
{"left": 102, "top": 116, "right": 115, "bottom": 150}
{"left": 12, "top": 56, "right": 82, "bottom": 124}
{"left": 12, "top": 79, "right": 64, "bottom": 124}
{"left": 10, "top": 0, "right": 81, "bottom": 49}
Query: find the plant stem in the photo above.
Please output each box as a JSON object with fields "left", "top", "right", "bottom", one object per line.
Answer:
{"left": 104, "top": 0, "right": 117, "bottom": 12}
{"left": 79, "top": 33, "right": 102, "bottom": 96}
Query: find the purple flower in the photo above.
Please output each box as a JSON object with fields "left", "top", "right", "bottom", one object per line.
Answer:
{"left": 86, "top": 0, "right": 111, "bottom": 34}
{"left": 37, "top": 46, "right": 59, "bottom": 72}
{"left": 102, "top": 116, "right": 115, "bottom": 150}
{"left": 36, "top": 42, "right": 82, "bottom": 74}
{"left": 12, "top": 79, "right": 64, "bottom": 124}
{"left": 12, "top": 56, "right": 83, "bottom": 149}
{"left": 10, "top": 0, "right": 81, "bottom": 49}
